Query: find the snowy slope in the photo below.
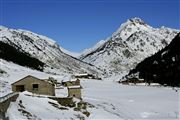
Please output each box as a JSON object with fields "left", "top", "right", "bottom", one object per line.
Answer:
{"left": 0, "top": 59, "right": 66, "bottom": 97}
{"left": 7, "top": 92, "right": 89, "bottom": 120}
{"left": 0, "top": 26, "right": 102, "bottom": 76}
{"left": 79, "top": 18, "right": 180, "bottom": 77}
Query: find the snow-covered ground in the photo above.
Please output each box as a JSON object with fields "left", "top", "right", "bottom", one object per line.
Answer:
{"left": 1, "top": 59, "right": 179, "bottom": 120}
{"left": 7, "top": 92, "right": 88, "bottom": 120}
{"left": 81, "top": 80, "right": 179, "bottom": 120}
{"left": 5, "top": 79, "right": 180, "bottom": 120}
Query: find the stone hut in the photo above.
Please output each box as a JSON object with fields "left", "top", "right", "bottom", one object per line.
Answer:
{"left": 11, "top": 75, "right": 55, "bottom": 96}
{"left": 62, "top": 78, "right": 80, "bottom": 87}
{"left": 67, "top": 85, "right": 82, "bottom": 99}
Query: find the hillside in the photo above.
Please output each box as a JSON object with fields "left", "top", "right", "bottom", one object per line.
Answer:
{"left": 127, "top": 33, "right": 180, "bottom": 87}
{"left": 0, "top": 26, "right": 102, "bottom": 76}
{"left": 0, "top": 41, "right": 45, "bottom": 71}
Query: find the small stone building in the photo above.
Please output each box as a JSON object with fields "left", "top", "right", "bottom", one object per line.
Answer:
{"left": 11, "top": 75, "right": 55, "bottom": 96}
{"left": 62, "top": 78, "right": 80, "bottom": 87}
{"left": 67, "top": 85, "right": 82, "bottom": 99}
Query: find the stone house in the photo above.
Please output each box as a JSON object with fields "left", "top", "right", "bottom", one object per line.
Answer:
{"left": 61, "top": 78, "right": 82, "bottom": 99}
{"left": 62, "top": 78, "right": 80, "bottom": 87}
{"left": 67, "top": 85, "right": 82, "bottom": 99}
{"left": 11, "top": 75, "right": 55, "bottom": 96}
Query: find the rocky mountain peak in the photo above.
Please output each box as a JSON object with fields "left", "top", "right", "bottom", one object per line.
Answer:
{"left": 112, "top": 18, "right": 152, "bottom": 41}
{"left": 80, "top": 18, "right": 179, "bottom": 78}
{"left": 128, "top": 17, "right": 147, "bottom": 25}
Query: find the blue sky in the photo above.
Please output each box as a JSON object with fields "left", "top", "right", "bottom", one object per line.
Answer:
{"left": 1, "top": 0, "right": 179, "bottom": 52}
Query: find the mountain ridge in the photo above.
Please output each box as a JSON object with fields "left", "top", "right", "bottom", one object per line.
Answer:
{"left": 79, "top": 17, "right": 180, "bottom": 77}
{"left": 0, "top": 26, "right": 102, "bottom": 77}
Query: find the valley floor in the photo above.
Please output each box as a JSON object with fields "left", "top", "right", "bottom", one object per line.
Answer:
{"left": 0, "top": 60, "right": 179, "bottom": 120}
{"left": 5, "top": 79, "right": 180, "bottom": 120}
{"left": 81, "top": 80, "right": 179, "bottom": 120}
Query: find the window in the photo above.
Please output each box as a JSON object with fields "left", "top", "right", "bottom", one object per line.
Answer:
{"left": 33, "top": 84, "right": 39, "bottom": 91}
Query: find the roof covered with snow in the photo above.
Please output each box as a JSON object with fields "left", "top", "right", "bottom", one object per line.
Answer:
{"left": 67, "top": 85, "right": 81, "bottom": 89}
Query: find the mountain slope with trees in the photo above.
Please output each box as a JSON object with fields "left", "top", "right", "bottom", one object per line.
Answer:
{"left": 128, "top": 33, "right": 180, "bottom": 87}
{"left": 0, "top": 26, "right": 102, "bottom": 76}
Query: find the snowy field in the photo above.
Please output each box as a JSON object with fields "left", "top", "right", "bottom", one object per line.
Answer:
{"left": 0, "top": 59, "right": 179, "bottom": 120}
{"left": 81, "top": 80, "right": 180, "bottom": 120}
{"left": 6, "top": 79, "right": 180, "bottom": 120}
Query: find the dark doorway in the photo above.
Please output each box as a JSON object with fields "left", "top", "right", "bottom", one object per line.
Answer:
{"left": 16, "top": 85, "right": 25, "bottom": 92}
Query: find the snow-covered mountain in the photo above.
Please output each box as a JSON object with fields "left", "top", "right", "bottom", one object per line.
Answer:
{"left": 0, "top": 26, "right": 101, "bottom": 76}
{"left": 79, "top": 18, "right": 179, "bottom": 77}
{"left": 0, "top": 23, "right": 179, "bottom": 120}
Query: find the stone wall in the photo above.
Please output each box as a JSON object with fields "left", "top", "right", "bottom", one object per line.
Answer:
{"left": 0, "top": 93, "right": 19, "bottom": 120}
{"left": 49, "top": 97, "right": 74, "bottom": 107}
